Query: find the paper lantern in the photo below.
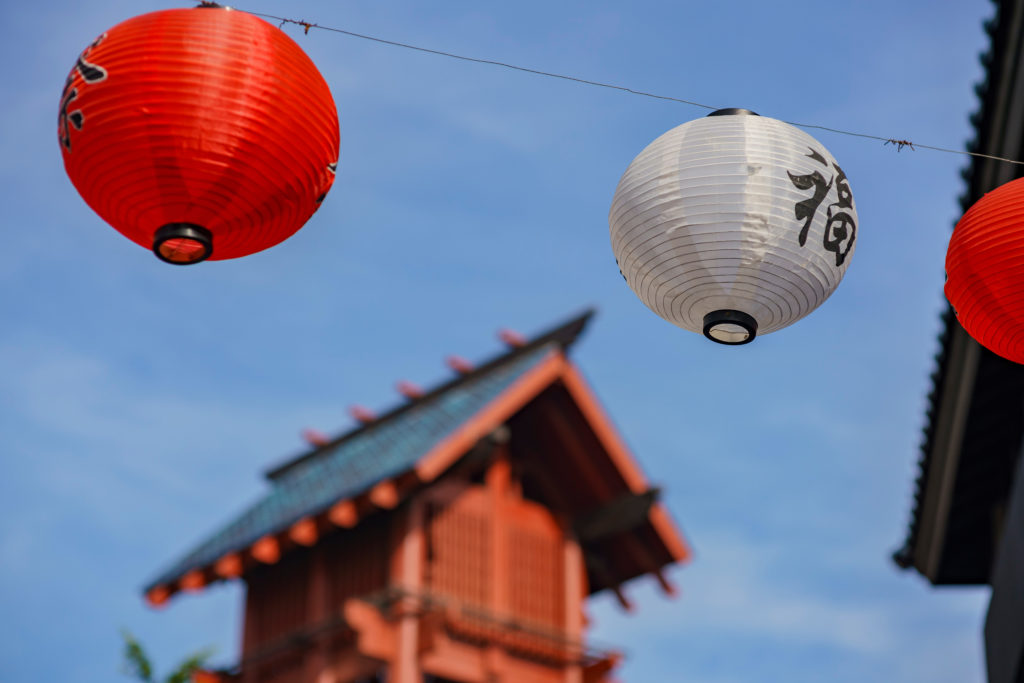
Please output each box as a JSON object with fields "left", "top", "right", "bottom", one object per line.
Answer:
{"left": 609, "top": 109, "right": 857, "bottom": 344}
{"left": 945, "top": 177, "right": 1024, "bottom": 364}
{"left": 58, "top": 6, "right": 340, "bottom": 264}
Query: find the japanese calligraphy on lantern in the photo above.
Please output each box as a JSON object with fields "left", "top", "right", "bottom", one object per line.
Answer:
{"left": 787, "top": 147, "right": 856, "bottom": 266}
{"left": 58, "top": 34, "right": 108, "bottom": 152}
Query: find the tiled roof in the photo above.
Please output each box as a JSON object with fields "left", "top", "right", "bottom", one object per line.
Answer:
{"left": 894, "top": 0, "right": 1024, "bottom": 581}
{"left": 146, "top": 337, "right": 571, "bottom": 591}
{"left": 893, "top": 4, "right": 1000, "bottom": 572}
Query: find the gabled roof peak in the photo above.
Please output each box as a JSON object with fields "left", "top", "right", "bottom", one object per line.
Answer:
{"left": 264, "top": 309, "right": 594, "bottom": 482}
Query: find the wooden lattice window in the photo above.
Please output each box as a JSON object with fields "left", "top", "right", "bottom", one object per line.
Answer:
{"left": 426, "top": 497, "right": 491, "bottom": 608}
{"left": 508, "top": 521, "right": 565, "bottom": 629}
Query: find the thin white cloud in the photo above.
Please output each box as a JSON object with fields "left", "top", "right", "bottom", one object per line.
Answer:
{"left": 588, "top": 531, "right": 988, "bottom": 682}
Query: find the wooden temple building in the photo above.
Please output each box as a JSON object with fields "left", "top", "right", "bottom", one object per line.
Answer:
{"left": 145, "top": 311, "right": 690, "bottom": 683}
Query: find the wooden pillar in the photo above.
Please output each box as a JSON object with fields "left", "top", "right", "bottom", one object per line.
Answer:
{"left": 563, "top": 535, "right": 584, "bottom": 683}
{"left": 306, "top": 545, "right": 335, "bottom": 683}
{"left": 488, "top": 448, "right": 511, "bottom": 615}
{"left": 390, "top": 500, "right": 425, "bottom": 683}
{"left": 985, "top": 442, "right": 1024, "bottom": 683}
{"left": 239, "top": 583, "right": 259, "bottom": 683}
{"left": 486, "top": 447, "right": 511, "bottom": 682}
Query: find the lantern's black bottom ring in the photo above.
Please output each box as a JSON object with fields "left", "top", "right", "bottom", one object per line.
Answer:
{"left": 153, "top": 224, "right": 213, "bottom": 265}
{"left": 703, "top": 310, "right": 758, "bottom": 345}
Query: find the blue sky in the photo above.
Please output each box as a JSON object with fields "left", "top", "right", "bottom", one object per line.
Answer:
{"left": 0, "top": 1, "right": 994, "bottom": 681}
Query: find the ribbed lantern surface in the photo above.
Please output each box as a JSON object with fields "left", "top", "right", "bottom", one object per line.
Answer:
{"left": 945, "top": 177, "right": 1024, "bottom": 364}
{"left": 609, "top": 111, "right": 857, "bottom": 344}
{"left": 59, "top": 7, "right": 340, "bottom": 263}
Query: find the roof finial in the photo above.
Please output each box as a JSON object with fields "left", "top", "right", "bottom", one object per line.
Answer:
{"left": 396, "top": 380, "right": 424, "bottom": 399}
{"left": 301, "top": 428, "right": 330, "bottom": 447}
{"left": 349, "top": 405, "right": 377, "bottom": 423}
{"left": 498, "top": 328, "right": 526, "bottom": 347}
{"left": 446, "top": 355, "right": 474, "bottom": 374}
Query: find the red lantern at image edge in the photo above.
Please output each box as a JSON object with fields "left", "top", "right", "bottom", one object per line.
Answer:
{"left": 58, "top": 5, "right": 340, "bottom": 264}
{"left": 945, "top": 176, "right": 1024, "bottom": 364}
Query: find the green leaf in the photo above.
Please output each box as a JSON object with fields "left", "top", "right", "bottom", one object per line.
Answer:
{"left": 120, "top": 631, "right": 154, "bottom": 682}
{"left": 164, "top": 648, "right": 215, "bottom": 683}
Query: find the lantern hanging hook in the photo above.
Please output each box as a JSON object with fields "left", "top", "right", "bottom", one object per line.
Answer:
{"left": 885, "top": 138, "right": 915, "bottom": 152}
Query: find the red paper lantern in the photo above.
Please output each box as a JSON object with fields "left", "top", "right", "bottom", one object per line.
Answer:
{"left": 58, "top": 6, "right": 340, "bottom": 264}
{"left": 945, "top": 177, "right": 1024, "bottom": 364}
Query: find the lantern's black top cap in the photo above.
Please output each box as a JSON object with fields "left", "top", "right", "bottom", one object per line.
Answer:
{"left": 708, "top": 108, "right": 759, "bottom": 117}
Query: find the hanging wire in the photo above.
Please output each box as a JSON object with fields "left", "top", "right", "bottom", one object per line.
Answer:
{"left": 240, "top": 9, "right": 717, "bottom": 111}
{"left": 237, "top": 7, "right": 1024, "bottom": 167}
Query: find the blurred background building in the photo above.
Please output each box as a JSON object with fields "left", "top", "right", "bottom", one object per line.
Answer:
{"left": 894, "top": 2, "right": 1024, "bottom": 681}
{"left": 145, "top": 312, "right": 689, "bottom": 683}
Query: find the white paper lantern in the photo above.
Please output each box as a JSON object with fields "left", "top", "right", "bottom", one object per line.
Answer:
{"left": 609, "top": 109, "right": 857, "bottom": 345}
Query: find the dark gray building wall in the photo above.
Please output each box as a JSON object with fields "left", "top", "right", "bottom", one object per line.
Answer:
{"left": 986, "top": 434, "right": 1024, "bottom": 683}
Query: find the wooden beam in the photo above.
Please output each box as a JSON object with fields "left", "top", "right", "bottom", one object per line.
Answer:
{"left": 572, "top": 489, "right": 659, "bottom": 543}
{"left": 420, "top": 636, "right": 487, "bottom": 683}
{"left": 559, "top": 362, "right": 691, "bottom": 566}
{"left": 289, "top": 516, "right": 319, "bottom": 547}
{"left": 489, "top": 449, "right": 511, "bottom": 620}
{"left": 557, "top": 363, "right": 649, "bottom": 493}
{"left": 601, "top": 524, "right": 679, "bottom": 598}
{"left": 485, "top": 647, "right": 510, "bottom": 680}
{"left": 612, "top": 586, "right": 634, "bottom": 612}
{"left": 214, "top": 552, "right": 243, "bottom": 579}
{"left": 180, "top": 569, "right": 206, "bottom": 592}
{"left": 305, "top": 546, "right": 332, "bottom": 683}
{"left": 536, "top": 395, "right": 681, "bottom": 599}
{"left": 145, "top": 585, "right": 170, "bottom": 608}
{"left": 421, "top": 476, "right": 474, "bottom": 510}
{"left": 251, "top": 535, "right": 281, "bottom": 564}
{"left": 344, "top": 598, "right": 397, "bottom": 661}
{"left": 914, "top": 326, "right": 981, "bottom": 581}
{"left": 653, "top": 568, "right": 678, "bottom": 597}
{"left": 333, "top": 649, "right": 390, "bottom": 683}
{"left": 564, "top": 535, "right": 585, "bottom": 683}
{"left": 369, "top": 479, "right": 400, "bottom": 509}
{"left": 416, "top": 350, "right": 566, "bottom": 482}
{"left": 390, "top": 501, "right": 425, "bottom": 683}
{"left": 329, "top": 499, "right": 359, "bottom": 528}
{"left": 648, "top": 503, "right": 691, "bottom": 563}
{"left": 584, "top": 552, "right": 633, "bottom": 612}
{"left": 583, "top": 651, "right": 622, "bottom": 682}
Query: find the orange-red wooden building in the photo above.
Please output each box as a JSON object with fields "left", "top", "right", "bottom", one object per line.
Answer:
{"left": 146, "top": 312, "right": 689, "bottom": 682}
